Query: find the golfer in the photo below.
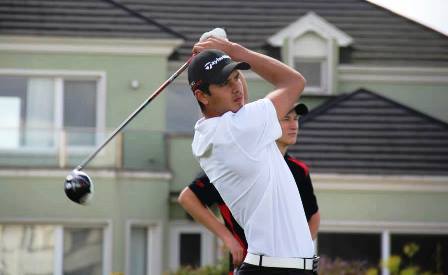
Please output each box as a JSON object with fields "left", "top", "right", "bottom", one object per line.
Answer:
{"left": 189, "top": 37, "right": 318, "bottom": 274}
{"left": 179, "top": 103, "right": 319, "bottom": 274}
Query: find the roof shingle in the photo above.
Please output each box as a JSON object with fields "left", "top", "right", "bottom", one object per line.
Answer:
{"left": 0, "top": 0, "right": 182, "bottom": 40}
{"left": 116, "top": 0, "right": 448, "bottom": 66}
{"left": 290, "top": 89, "right": 448, "bottom": 176}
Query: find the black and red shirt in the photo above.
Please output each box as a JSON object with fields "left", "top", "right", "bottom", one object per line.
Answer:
{"left": 188, "top": 153, "right": 318, "bottom": 273}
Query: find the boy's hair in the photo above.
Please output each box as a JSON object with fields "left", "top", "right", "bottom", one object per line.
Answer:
{"left": 196, "top": 84, "right": 210, "bottom": 112}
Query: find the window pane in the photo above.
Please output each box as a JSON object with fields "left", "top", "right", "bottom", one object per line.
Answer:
{"left": 0, "top": 224, "right": 55, "bottom": 275}
{"left": 0, "top": 76, "right": 56, "bottom": 149}
{"left": 294, "top": 60, "right": 322, "bottom": 87}
{"left": 318, "top": 232, "right": 380, "bottom": 267}
{"left": 180, "top": 233, "right": 201, "bottom": 268}
{"left": 0, "top": 76, "right": 27, "bottom": 148}
{"left": 0, "top": 97, "right": 21, "bottom": 148}
{"left": 130, "top": 227, "right": 147, "bottom": 275}
{"left": 391, "top": 234, "right": 448, "bottom": 274}
{"left": 63, "top": 228, "right": 103, "bottom": 275}
{"left": 25, "top": 78, "right": 55, "bottom": 147}
{"left": 64, "top": 80, "right": 97, "bottom": 146}
{"left": 166, "top": 84, "right": 200, "bottom": 133}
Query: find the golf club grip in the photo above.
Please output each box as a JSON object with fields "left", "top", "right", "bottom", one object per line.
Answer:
{"left": 76, "top": 56, "right": 193, "bottom": 171}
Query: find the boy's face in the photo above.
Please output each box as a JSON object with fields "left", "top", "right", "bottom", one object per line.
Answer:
{"left": 202, "top": 70, "right": 245, "bottom": 116}
{"left": 277, "top": 110, "right": 299, "bottom": 146}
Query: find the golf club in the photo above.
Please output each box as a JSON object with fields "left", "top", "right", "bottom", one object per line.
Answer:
{"left": 64, "top": 57, "right": 192, "bottom": 204}
{"left": 65, "top": 27, "right": 229, "bottom": 205}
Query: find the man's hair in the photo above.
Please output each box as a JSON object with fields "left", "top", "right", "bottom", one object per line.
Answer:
{"left": 195, "top": 83, "right": 210, "bottom": 112}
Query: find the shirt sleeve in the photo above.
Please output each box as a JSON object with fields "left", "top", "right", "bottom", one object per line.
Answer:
{"left": 301, "top": 173, "right": 319, "bottom": 221}
{"left": 226, "top": 98, "right": 281, "bottom": 156}
{"left": 188, "top": 174, "right": 224, "bottom": 207}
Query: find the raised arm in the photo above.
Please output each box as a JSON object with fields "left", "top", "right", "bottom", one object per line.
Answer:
{"left": 192, "top": 37, "right": 306, "bottom": 119}
{"left": 177, "top": 187, "right": 245, "bottom": 266}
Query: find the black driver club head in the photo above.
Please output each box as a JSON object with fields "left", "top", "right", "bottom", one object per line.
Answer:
{"left": 64, "top": 169, "right": 94, "bottom": 205}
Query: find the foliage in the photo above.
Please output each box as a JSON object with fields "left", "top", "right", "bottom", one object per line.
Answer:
{"left": 318, "top": 255, "right": 372, "bottom": 275}
{"left": 166, "top": 242, "right": 445, "bottom": 275}
{"left": 367, "top": 242, "right": 444, "bottom": 275}
{"left": 165, "top": 264, "right": 227, "bottom": 275}
{"left": 164, "top": 257, "right": 228, "bottom": 275}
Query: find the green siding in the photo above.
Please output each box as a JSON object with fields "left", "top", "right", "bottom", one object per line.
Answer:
{"left": 0, "top": 49, "right": 172, "bottom": 272}
{"left": 0, "top": 51, "right": 168, "bottom": 170}
{"left": 0, "top": 174, "right": 169, "bottom": 272}
{"left": 168, "top": 135, "right": 201, "bottom": 192}
{"left": 339, "top": 82, "right": 448, "bottom": 123}
{"left": 316, "top": 189, "right": 448, "bottom": 222}
{"left": 0, "top": 52, "right": 167, "bottom": 130}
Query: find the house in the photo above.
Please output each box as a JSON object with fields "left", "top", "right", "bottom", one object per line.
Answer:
{"left": 291, "top": 89, "right": 448, "bottom": 272}
{"left": 0, "top": 0, "right": 447, "bottom": 274}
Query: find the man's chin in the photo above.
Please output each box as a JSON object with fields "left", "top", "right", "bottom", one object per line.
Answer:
{"left": 232, "top": 104, "right": 244, "bottom": 113}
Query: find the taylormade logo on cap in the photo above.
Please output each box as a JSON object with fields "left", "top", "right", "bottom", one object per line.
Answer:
{"left": 204, "top": 55, "right": 231, "bottom": 70}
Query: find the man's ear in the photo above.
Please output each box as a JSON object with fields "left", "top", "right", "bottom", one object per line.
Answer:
{"left": 194, "top": 90, "right": 209, "bottom": 105}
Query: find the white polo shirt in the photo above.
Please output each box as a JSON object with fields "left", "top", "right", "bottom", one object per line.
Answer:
{"left": 192, "top": 98, "right": 314, "bottom": 257}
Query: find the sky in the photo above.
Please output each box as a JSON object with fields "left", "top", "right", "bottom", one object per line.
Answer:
{"left": 367, "top": 0, "right": 448, "bottom": 36}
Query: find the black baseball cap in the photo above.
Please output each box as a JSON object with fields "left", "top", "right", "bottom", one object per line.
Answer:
{"left": 188, "top": 49, "right": 250, "bottom": 91}
{"left": 292, "top": 103, "right": 309, "bottom": 115}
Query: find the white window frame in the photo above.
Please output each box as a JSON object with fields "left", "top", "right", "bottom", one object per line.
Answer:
{"left": 293, "top": 56, "right": 328, "bottom": 94}
{"left": 169, "top": 220, "right": 216, "bottom": 271}
{"left": 319, "top": 220, "right": 448, "bottom": 275}
{"left": 125, "top": 220, "right": 163, "bottom": 275}
{"left": 0, "top": 69, "right": 106, "bottom": 153}
{"left": 0, "top": 219, "right": 112, "bottom": 275}
{"left": 286, "top": 35, "right": 336, "bottom": 96}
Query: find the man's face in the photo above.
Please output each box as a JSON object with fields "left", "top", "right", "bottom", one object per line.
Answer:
{"left": 205, "top": 70, "right": 245, "bottom": 115}
{"left": 278, "top": 111, "right": 299, "bottom": 146}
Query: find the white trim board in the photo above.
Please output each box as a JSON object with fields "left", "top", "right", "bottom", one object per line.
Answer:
{"left": 0, "top": 218, "right": 111, "bottom": 225}
{"left": 0, "top": 35, "right": 184, "bottom": 56}
{"left": 0, "top": 168, "right": 172, "bottom": 180}
{"left": 320, "top": 220, "right": 448, "bottom": 234}
{"left": 312, "top": 173, "right": 448, "bottom": 193}
{"left": 0, "top": 68, "right": 106, "bottom": 78}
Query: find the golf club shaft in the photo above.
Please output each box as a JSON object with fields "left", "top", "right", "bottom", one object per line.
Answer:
{"left": 76, "top": 57, "right": 193, "bottom": 171}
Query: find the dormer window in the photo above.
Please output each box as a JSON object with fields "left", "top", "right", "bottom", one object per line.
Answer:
{"left": 268, "top": 12, "right": 353, "bottom": 95}
{"left": 294, "top": 56, "right": 327, "bottom": 93}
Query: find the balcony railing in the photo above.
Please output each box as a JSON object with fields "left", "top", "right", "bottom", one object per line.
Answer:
{"left": 0, "top": 127, "right": 167, "bottom": 171}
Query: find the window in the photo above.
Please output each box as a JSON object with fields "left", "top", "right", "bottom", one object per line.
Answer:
{"left": 391, "top": 234, "right": 448, "bottom": 274}
{"left": 63, "top": 80, "right": 98, "bottom": 146}
{"left": 126, "top": 223, "right": 162, "bottom": 275}
{"left": 0, "top": 74, "right": 102, "bottom": 150}
{"left": 179, "top": 233, "right": 201, "bottom": 268}
{"left": 63, "top": 228, "right": 103, "bottom": 275}
{"left": 0, "top": 224, "right": 55, "bottom": 275}
{"left": 294, "top": 58, "right": 327, "bottom": 93}
{"left": 169, "top": 222, "right": 215, "bottom": 271}
{"left": 166, "top": 84, "right": 201, "bottom": 133}
{"left": 317, "top": 232, "right": 381, "bottom": 268}
{"left": 0, "top": 224, "right": 106, "bottom": 275}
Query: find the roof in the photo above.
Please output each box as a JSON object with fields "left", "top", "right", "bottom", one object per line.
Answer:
{"left": 289, "top": 89, "right": 448, "bottom": 176}
{"left": 117, "top": 0, "right": 448, "bottom": 66}
{"left": 0, "top": 0, "right": 183, "bottom": 40}
{"left": 1, "top": 0, "right": 447, "bottom": 65}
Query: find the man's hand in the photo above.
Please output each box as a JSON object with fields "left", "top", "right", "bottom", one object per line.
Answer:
{"left": 192, "top": 37, "right": 245, "bottom": 62}
{"left": 223, "top": 235, "right": 245, "bottom": 266}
